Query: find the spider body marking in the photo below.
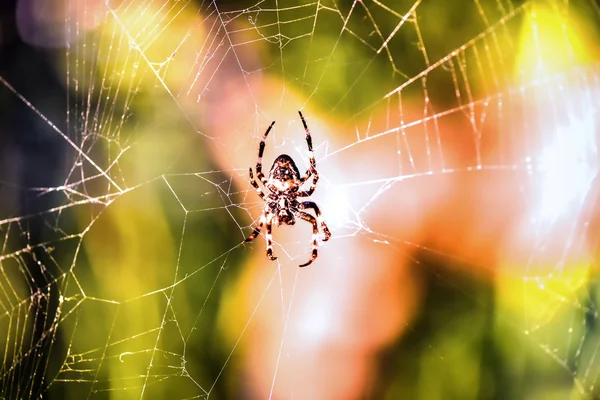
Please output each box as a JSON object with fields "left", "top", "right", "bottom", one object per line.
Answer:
{"left": 246, "top": 111, "right": 331, "bottom": 267}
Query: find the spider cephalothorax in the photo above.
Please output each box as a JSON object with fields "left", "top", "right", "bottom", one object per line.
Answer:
{"left": 246, "top": 111, "right": 331, "bottom": 267}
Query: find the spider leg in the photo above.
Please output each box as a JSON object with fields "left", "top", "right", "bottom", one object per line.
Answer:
{"left": 298, "top": 110, "right": 315, "bottom": 158}
{"left": 297, "top": 211, "right": 319, "bottom": 267}
{"left": 298, "top": 165, "right": 316, "bottom": 185}
{"left": 248, "top": 167, "right": 267, "bottom": 200}
{"left": 298, "top": 110, "right": 317, "bottom": 184}
{"left": 245, "top": 213, "right": 266, "bottom": 242}
{"left": 266, "top": 216, "right": 277, "bottom": 261}
{"left": 256, "top": 121, "right": 275, "bottom": 186}
{"left": 300, "top": 201, "right": 331, "bottom": 241}
{"left": 297, "top": 167, "right": 319, "bottom": 197}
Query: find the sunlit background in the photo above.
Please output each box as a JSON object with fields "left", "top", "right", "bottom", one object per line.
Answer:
{"left": 1, "top": 0, "right": 600, "bottom": 399}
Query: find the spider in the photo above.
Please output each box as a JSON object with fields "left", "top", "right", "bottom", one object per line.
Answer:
{"left": 245, "top": 111, "right": 331, "bottom": 267}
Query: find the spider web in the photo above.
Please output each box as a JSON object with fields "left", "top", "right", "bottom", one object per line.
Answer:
{"left": 1, "top": 0, "right": 600, "bottom": 398}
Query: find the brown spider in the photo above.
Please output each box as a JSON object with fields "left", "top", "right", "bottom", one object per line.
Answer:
{"left": 245, "top": 111, "right": 331, "bottom": 267}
